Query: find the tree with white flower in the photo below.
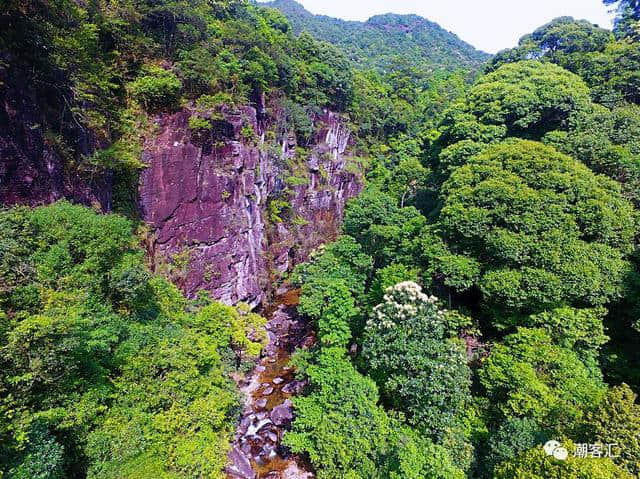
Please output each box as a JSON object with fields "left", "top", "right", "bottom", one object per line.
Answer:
{"left": 362, "top": 282, "right": 471, "bottom": 442}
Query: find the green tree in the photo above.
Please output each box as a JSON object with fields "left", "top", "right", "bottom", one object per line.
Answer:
{"left": 468, "top": 61, "right": 591, "bottom": 136}
{"left": 283, "top": 347, "right": 394, "bottom": 479}
{"left": 128, "top": 65, "right": 183, "bottom": 111}
{"left": 479, "top": 328, "right": 605, "bottom": 432}
{"left": 343, "top": 188, "right": 428, "bottom": 268}
{"left": 483, "top": 417, "right": 547, "bottom": 478}
{"left": 438, "top": 139, "right": 636, "bottom": 321}
{"left": 366, "top": 263, "right": 420, "bottom": 308}
{"left": 524, "top": 307, "right": 609, "bottom": 367}
{"left": 494, "top": 441, "right": 634, "bottom": 479}
{"left": 584, "top": 384, "right": 640, "bottom": 476}
{"left": 362, "top": 281, "right": 471, "bottom": 439}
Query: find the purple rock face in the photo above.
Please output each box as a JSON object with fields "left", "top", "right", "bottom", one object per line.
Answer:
{"left": 139, "top": 104, "right": 363, "bottom": 306}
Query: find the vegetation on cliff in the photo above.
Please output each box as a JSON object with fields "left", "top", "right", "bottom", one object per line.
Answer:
{"left": 282, "top": 2, "right": 640, "bottom": 479}
{"left": 2, "top": 0, "right": 640, "bottom": 478}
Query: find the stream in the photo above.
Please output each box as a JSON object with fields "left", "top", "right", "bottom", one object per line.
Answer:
{"left": 226, "top": 289, "right": 315, "bottom": 479}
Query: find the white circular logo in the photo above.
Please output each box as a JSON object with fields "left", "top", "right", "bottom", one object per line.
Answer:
{"left": 544, "top": 440, "right": 561, "bottom": 456}
{"left": 543, "top": 440, "right": 568, "bottom": 461}
{"left": 553, "top": 447, "right": 569, "bottom": 461}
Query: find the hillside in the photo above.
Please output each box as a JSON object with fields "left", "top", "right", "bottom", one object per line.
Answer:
{"left": 262, "top": 0, "right": 490, "bottom": 73}
{"left": 2, "top": 1, "right": 640, "bottom": 479}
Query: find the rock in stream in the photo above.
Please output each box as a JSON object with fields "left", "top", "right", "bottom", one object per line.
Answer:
{"left": 226, "top": 293, "right": 313, "bottom": 479}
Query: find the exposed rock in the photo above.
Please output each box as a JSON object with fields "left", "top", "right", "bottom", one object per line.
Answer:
{"left": 270, "top": 399, "right": 294, "bottom": 426}
{"left": 139, "top": 103, "right": 362, "bottom": 306}
{"left": 229, "top": 300, "right": 314, "bottom": 478}
{"left": 282, "top": 380, "right": 306, "bottom": 395}
{"left": 227, "top": 446, "right": 256, "bottom": 479}
{"left": 0, "top": 53, "right": 111, "bottom": 209}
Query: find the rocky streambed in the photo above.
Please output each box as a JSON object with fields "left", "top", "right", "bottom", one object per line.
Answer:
{"left": 226, "top": 290, "right": 315, "bottom": 479}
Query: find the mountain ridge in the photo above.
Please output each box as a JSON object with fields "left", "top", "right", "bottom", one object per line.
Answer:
{"left": 260, "top": 0, "right": 490, "bottom": 73}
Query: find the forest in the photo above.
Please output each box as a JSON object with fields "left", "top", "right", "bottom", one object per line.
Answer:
{"left": 1, "top": 0, "right": 640, "bottom": 478}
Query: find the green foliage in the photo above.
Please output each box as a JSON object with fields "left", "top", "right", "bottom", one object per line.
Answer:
{"left": 268, "top": 199, "right": 291, "bottom": 223}
{"left": 283, "top": 347, "right": 393, "bottom": 479}
{"left": 543, "top": 103, "right": 640, "bottom": 205}
{"left": 483, "top": 417, "right": 547, "bottom": 478}
{"left": 188, "top": 115, "right": 213, "bottom": 132}
{"left": 524, "top": 307, "right": 609, "bottom": 366}
{"left": 468, "top": 61, "right": 591, "bottom": 135}
{"left": 85, "top": 305, "right": 239, "bottom": 479}
{"left": 438, "top": 139, "right": 636, "bottom": 320}
{"left": 8, "top": 423, "right": 65, "bottom": 479}
{"left": 362, "top": 282, "right": 471, "bottom": 440}
{"left": 343, "top": 188, "right": 427, "bottom": 269}
{"left": 293, "top": 235, "right": 373, "bottom": 307}
{"left": 366, "top": 263, "right": 420, "bottom": 308}
{"left": 0, "top": 203, "right": 264, "bottom": 477}
{"left": 488, "top": 16, "right": 640, "bottom": 105}
{"left": 128, "top": 66, "right": 182, "bottom": 111}
{"left": 479, "top": 328, "right": 605, "bottom": 432}
{"left": 584, "top": 384, "right": 640, "bottom": 476}
{"left": 494, "top": 441, "right": 634, "bottom": 479}
{"left": 382, "top": 158, "right": 431, "bottom": 208}
{"left": 385, "top": 426, "right": 465, "bottom": 479}
{"left": 265, "top": 0, "right": 489, "bottom": 74}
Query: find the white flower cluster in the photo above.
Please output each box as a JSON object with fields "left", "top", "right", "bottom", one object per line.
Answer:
{"left": 368, "top": 281, "right": 444, "bottom": 330}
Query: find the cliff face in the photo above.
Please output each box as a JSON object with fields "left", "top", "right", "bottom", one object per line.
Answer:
{"left": 0, "top": 55, "right": 112, "bottom": 209}
{"left": 139, "top": 104, "right": 362, "bottom": 307}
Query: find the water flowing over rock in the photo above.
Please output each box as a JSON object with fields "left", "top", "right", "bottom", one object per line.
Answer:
{"left": 139, "top": 102, "right": 362, "bottom": 306}
{"left": 227, "top": 290, "right": 314, "bottom": 479}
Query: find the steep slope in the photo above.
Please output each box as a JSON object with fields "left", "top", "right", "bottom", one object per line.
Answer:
{"left": 139, "top": 98, "right": 363, "bottom": 308}
{"left": 262, "top": 0, "right": 490, "bottom": 73}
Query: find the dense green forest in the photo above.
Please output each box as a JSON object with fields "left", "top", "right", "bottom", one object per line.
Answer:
{"left": 1, "top": 0, "right": 640, "bottom": 478}
{"left": 263, "top": 0, "right": 489, "bottom": 73}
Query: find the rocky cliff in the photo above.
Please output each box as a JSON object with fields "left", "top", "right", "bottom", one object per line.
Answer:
{"left": 139, "top": 102, "right": 363, "bottom": 307}
{"left": 0, "top": 54, "right": 112, "bottom": 209}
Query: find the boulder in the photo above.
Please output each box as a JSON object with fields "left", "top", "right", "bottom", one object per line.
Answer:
{"left": 270, "top": 400, "right": 294, "bottom": 426}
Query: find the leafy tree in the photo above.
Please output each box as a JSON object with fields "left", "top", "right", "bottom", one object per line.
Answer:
{"left": 483, "top": 417, "right": 547, "bottom": 478}
{"left": 383, "top": 158, "right": 431, "bottom": 208}
{"left": 385, "top": 427, "right": 465, "bottom": 479}
{"left": 584, "top": 384, "right": 640, "bottom": 476}
{"left": 523, "top": 307, "right": 609, "bottom": 367}
{"left": 0, "top": 203, "right": 264, "bottom": 477}
{"left": 543, "top": 103, "right": 640, "bottom": 205}
{"left": 293, "top": 235, "right": 373, "bottom": 307}
{"left": 479, "top": 328, "right": 605, "bottom": 432}
{"left": 8, "top": 423, "right": 65, "bottom": 479}
{"left": 366, "top": 263, "right": 420, "bottom": 308}
{"left": 438, "top": 139, "right": 636, "bottom": 321}
{"left": 283, "top": 347, "right": 394, "bottom": 479}
{"left": 604, "top": 0, "right": 640, "bottom": 37}
{"left": 468, "top": 61, "right": 591, "bottom": 136}
{"left": 494, "top": 441, "right": 634, "bottom": 479}
{"left": 488, "top": 18, "right": 613, "bottom": 72}
{"left": 128, "top": 66, "right": 183, "bottom": 111}
{"left": 362, "top": 282, "right": 471, "bottom": 439}
{"left": 486, "top": 16, "right": 640, "bottom": 105}
{"left": 343, "top": 188, "right": 428, "bottom": 268}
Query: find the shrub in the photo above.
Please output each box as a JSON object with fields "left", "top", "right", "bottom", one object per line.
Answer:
{"left": 129, "top": 66, "right": 182, "bottom": 111}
